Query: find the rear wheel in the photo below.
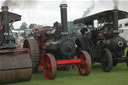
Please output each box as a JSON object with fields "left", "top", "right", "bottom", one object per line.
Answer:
{"left": 101, "top": 49, "right": 113, "bottom": 72}
{"left": 23, "top": 39, "right": 40, "bottom": 73}
{"left": 42, "top": 53, "right": 57, "bottom": 80}
{"left": 77, "top": 51, "right": 92, "bottom": 76}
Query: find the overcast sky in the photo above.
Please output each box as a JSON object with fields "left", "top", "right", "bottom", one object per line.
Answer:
{"left": 0, "top": 0, "right": 128, "bottom": 28}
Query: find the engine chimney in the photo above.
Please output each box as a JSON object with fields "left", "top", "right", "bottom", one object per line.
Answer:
{"left": 60, "top": 4, "right": 68, "bottom": 32}
{"left": 1, "top": 6, "right": 9, "bottom": 37}
{"left": 113, "top": 9, "right": 118, "bottom": 30}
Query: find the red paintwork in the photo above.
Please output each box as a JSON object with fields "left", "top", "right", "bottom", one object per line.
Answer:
{"left": 77, "top": 51, "right": 92, "bottom": 76}
{"left": 38, "top": 37, "right": 92, "bottom": 79}
{"left": 24, "top": 26, "right": 92, "bottom": 79}
{"left": 41, "top": 53, "right": 57, "bottom": 80}
{"left": 56, "top": 59, "right": 82, "bottom": 65}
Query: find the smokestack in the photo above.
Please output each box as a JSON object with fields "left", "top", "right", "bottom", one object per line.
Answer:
{"left": 60, "top": 4, "right": 68, "bottom": 32}
{"left": 1, "top": 6, "right": 9, "bottom": 39}
{"left": 113, "top": 0, "right": 119, "bottom": 30}
{"left": 114, "top": 9, "right": 118, "bottom": 30}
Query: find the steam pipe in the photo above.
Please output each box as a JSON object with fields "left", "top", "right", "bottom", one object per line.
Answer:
{"left": 60, "top": 4, "right": 68, "bottom": 32}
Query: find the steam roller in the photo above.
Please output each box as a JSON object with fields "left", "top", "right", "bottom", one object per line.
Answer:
{"left": 0, "top": 6, "right": 32, "bottom": 84}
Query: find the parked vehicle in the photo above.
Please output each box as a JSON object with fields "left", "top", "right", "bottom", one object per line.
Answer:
{"left": 74, "top": 9, "right": 128, "bottom": 72}
{"left": 0, "top": 6, "right": 32, "bottom": 84}
{"left": 23, "top": 4, "right": 92, "bottom": 80}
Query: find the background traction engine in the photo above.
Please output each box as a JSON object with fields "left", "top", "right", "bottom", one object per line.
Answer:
{"left": 23, "top": 4, "right": 92, "bottom": 80}
{"left": 74, "top": 9, "right": 128, "bottom": 72}
{"left": 0, "top": 6, "right": 32, "bottom": 84}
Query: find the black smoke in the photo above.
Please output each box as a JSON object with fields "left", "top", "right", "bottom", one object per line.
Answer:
{"left": 2, "top": 0, "right": 38, "bottom": 9}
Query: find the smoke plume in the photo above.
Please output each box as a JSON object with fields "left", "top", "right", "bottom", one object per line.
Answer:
{"left": 82, "top": 0, "right": 95, "bottom": 17}
{"left": 112, "top": 0, "right": 119, "bottom": 9}
{"left": 2, "top": 0, "right": 19, "bottom": 8}
{"left": 61, "top": 0, "right": 67, "bottom": 4}
{"left": 2, "top": 0, "right": 37, "bottom": 9}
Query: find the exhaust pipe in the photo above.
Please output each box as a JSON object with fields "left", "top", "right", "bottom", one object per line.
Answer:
{"left": 114, "top": 9, "right": 118, "bottom": 30}
{"left": 1, "top": 6, "right": 9, "bottom": 38}
{"left": 60, "top": 4, "right": 68, "bottom": 32}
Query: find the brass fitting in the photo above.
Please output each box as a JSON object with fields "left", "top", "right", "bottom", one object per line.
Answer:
{"left": 60, "top": 4, "right": 67, "bottom": 8}
{"left": 1, "top": 6, "right": 9, "bottom": 12}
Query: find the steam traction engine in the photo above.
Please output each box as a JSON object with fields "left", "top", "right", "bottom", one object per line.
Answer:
{"left": 74, "top": 9, "right": 128, "bottom": 72}
{"left": 0, "top": 6, "right": 32, "bottom": 84}
{"left": 23, "top": 4, "right": 92, "bottom": 79}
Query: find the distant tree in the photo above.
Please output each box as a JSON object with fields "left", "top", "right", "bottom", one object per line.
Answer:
{"left": 20, "top": 22, "right": 28, "bottom": 30}
{"left": 29, "top": 24, "right": 37, "bottom": 29}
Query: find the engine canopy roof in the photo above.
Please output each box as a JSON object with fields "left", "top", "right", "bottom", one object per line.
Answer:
{"left": 0, "top": 12, "right": 21, "bottom": 23}
{"left": 74, "top": 9, "right": 128, "bottom": 25}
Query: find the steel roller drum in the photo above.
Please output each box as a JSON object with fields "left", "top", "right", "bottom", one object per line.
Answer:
{"left": 0, "top": 49, "right": 32, "bottom": 84}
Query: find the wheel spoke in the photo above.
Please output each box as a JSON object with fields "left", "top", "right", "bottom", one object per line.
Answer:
{"left": 101, "top": 49, "right": 113, "bottom": 72}
{"left": 42, "top": 53, "right": 57, "bottom": 80}
{"left": 77, "top": 51, "right": 92, "bottom": 76}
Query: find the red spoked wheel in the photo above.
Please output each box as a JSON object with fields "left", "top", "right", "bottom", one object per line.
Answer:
{"left": 42, "top": 53, "right": 57, "bottom": 80}
{"left": 77, "top": 51, "right": 92, "bottom": 76}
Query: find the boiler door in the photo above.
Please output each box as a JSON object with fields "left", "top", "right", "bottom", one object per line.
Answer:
{"left": 109, "top": 36, "right": 126, "bottom": 51}
{"left": 59, "top": 38, "right": 76, "bottom": 57}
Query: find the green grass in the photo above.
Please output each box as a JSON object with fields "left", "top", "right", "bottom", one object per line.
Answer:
{"left": 6, "top": 63, "right": 128, "bottom": 85}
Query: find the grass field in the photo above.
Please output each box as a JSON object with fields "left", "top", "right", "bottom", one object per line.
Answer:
{"left": 6, "top": 63, "right": 128, "bottom": 85}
